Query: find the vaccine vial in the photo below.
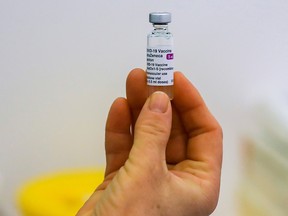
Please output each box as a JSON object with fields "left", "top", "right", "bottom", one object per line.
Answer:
{"left": 147, "top": 12, "right": 174, "bottom": 99}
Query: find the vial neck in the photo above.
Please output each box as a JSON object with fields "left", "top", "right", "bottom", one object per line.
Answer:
{"left": 153, "top": 24, "right": 168, "bottom": 31}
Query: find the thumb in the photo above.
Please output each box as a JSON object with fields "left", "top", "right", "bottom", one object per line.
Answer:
{"left": 130, "top": 91, "right": 172, "bottom": 169}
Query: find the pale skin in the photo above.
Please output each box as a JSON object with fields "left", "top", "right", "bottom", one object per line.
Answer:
{"left": 77, "top": 68, "right": 223, "bottom": 216}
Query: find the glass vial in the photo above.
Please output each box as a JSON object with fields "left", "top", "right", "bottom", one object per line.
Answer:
{"left": 146, "top": 12, "right": 174, "bottom": 99}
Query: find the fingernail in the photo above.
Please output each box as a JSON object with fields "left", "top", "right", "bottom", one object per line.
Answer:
{"left": 149, "top": 91, "right": 169, "bottom": 113}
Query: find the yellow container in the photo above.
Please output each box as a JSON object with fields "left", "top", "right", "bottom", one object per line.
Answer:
{"left": 17, "top": 168, "right": 104, "bottom": 216}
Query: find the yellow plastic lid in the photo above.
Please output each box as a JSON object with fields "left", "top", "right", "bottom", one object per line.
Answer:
{"left": 17, "top": 168, "right": 104, "bottom": 216}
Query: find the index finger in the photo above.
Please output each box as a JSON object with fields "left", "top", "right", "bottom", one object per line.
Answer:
{"left": 173, "top": 72, "right": 222, "bottom": 165}
{"left": 126, "top": 68, "right": 147, "bottom": 129}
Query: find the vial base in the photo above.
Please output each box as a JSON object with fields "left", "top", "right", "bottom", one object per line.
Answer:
{"left": 148, "top": 85, "right": 174, "bottom": 100}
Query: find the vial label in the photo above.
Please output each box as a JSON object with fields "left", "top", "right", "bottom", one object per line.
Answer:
{"left": 146, "top": 46, "right": 174, "bottom": 86}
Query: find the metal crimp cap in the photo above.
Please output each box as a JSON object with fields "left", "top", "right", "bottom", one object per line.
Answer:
{"left": 149, "top": 12, "right": 171, "bottom": 24}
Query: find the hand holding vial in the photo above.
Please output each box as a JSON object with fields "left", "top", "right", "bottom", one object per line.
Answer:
{"left": 77, "top": 68, "right": 223, "bottom": 216}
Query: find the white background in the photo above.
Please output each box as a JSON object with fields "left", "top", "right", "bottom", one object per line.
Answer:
{"left": 1, "top": 0, "right": 288, "bottom": 215}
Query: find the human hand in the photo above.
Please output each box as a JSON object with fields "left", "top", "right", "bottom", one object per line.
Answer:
{"left": 77, "top": 68, "right": 222, "bottom": 216}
